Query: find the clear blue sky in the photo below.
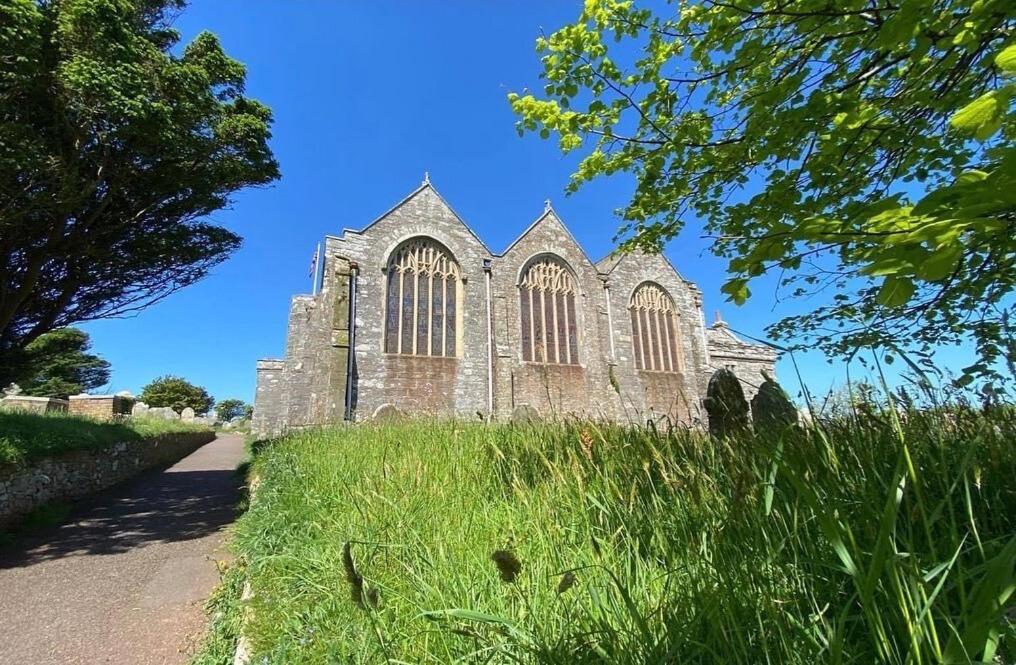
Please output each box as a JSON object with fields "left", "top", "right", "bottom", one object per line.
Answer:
{"left": 81, "top": 1, "right": 978, "bottom": 405}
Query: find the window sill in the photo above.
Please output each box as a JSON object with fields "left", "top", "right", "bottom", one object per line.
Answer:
{"left": 520, "top": 360, "right": 584, "bottom": 369}
{"left": 635, "top": 368, "right": 683, "bottom": 376}
{"left": 383, "top": 353, "right": 458, "bottom": 360}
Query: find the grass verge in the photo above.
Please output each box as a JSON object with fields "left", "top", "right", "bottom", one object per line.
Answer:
{"left": 196, "top": 410, "right": 1014, "bottom": 663}
{"left": 0, "top": 410, "right": 211, "bottom": 469}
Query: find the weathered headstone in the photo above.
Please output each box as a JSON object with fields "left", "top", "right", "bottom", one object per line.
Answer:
{"left": 372, "top": 404, "right": 404, "bottom": 423}
{"left": 750, "top": 375, "right": 797, "bottom": 433}
{"left": 510, "top": 404, "right": 540, "bottom": 424}
{"left": 150, "top": 406, "right": 180, "bottom": 421}
{"left": 131, "top": 402, "right": 150, "bottom": 417}
{"left": 704, "top": 369, "right": 750, "bottom": 439}
{"left": 181, "top": 407, "right": 196, "bottom": 422}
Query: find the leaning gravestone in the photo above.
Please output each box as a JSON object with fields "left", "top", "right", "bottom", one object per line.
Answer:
{"left": 181, "top": 407, "right": 196, "bottom": 422}
{"left": 131, "top": 402, "right": 150, "bottom": 417}
{"left": 750, "top": 374, "right": 797, "bottom": 433}
{"left": 704, "top": 368, "right": 751, "bottom": 439}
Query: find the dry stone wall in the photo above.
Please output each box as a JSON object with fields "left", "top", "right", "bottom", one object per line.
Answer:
{"left": 0, "top": 431, "right": 215, "bottom": 529}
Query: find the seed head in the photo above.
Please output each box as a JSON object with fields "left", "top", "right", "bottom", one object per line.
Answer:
{"left": 491, "top": 549, "right": 522, "bottom": 583}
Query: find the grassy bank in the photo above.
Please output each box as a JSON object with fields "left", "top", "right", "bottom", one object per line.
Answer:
{"left": 203, "top": 410, "right": 1014, "bottom": 663}
{"left": 0, "top": 410, "right": 211, "bottom": 468}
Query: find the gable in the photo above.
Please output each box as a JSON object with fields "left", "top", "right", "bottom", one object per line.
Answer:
{"left": 336, "top": 182, "right": 493, "bottom": 257}
{"left": 498, "top": 208, "right": 599, "bottom": 277}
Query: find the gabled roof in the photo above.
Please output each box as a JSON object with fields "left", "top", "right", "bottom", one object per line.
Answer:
{"left": 327, "top": 179, "right": 493, "bottom": 255}
{"left": 706, "top": 319, "right": 779, "bottom": 360}
{"left": 595, "top": 249, "right": 696, "bottom": 287}
{"left": 498, "top": 204, "right": 599, "bottom": 270}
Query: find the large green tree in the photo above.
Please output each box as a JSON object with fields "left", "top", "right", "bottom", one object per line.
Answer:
{"left": 214, "top": 397, "right": 247, "bottom": 421}
{"left": 140, "top": 374, "right": 213, "bottom": 414}
{"left": 0, "top": 0, "right": 279, "bottom": 383}
{"left": 511, "top": 0, "right": 1015, "bottom": 385}
{"left": 12, "top": 327, "right": 110, "bottom": 398}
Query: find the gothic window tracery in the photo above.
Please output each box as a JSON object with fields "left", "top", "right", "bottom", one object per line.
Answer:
{"left": 384, "top": 238, "right": 461, "bottom": 357}
{"left": 629, "top": 282, "right": 683, "bottom": 373}
{"left": 519, "top": 256, "right": 579, "bottom": 364}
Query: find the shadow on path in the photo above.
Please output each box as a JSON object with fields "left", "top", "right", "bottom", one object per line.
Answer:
{"left": 0, "top": 459, "right": 243, "bottom": 569}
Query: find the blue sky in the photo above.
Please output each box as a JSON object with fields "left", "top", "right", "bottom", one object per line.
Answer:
{"left": 81, "top": 1, "right": 977, "bottom": 405}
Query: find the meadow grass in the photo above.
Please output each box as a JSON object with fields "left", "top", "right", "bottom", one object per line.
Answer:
{"left": 205, "top": 409, "right": 1014, "bottom": 664}
{"left": 0, "top": 410, "right": 210, "bottom": 468}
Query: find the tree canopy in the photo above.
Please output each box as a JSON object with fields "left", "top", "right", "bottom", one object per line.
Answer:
{"left": 140, "top": 375, "right": 213, "bottom": 414}
{"left": 0, "top": 0, "right": 279, "bottom": 383}
{"left": 11, "top": 327, "right": 110, "bottom": 398}
{"left": 510, "top": 0, "right": 1015, "bottom": 385}
{"left": 215, "top": 397, "right": 248, "bottom": 421}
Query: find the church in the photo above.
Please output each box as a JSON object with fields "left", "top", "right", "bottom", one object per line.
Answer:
{"left": 252, "top": 178, "right": 777, "bottom": 436}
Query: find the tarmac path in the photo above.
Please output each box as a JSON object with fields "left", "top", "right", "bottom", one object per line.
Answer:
{"left": 0, "top": 433, "right": 245, "bottom": 665}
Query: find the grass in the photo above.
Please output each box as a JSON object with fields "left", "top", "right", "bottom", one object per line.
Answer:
{"left": 0, "top": 410, "right": 211, "bottom": 469}
{"left": 197, "top": 407, "right": 1014, "bottom": 664}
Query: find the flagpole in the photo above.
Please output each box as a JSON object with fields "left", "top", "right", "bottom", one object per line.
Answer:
{"left": 311, "top": 242, "right": 322, "bottom": 296}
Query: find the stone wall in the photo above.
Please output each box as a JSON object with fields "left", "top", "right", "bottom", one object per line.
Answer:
{"left": 490, "top": 208, "right": 618, "bottom": 421}
{"left": 0, "top": 396, "right": 69, "bottom": 414}
{"left": 0, "top": 431, "right": 215, "bottom": 529}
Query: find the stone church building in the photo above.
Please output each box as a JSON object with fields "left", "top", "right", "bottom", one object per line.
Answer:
{"left": 252, "top": 178, "right": 777, "bottom": 436}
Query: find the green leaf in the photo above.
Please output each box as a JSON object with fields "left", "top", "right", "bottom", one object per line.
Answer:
{"left": 950, "top": 91, "right": 1005, "bottom": 141}
{"left": 721, "top": 278, "right": 750, "bottom": 305}
{"left": 917, "top": 245, "right": 961, "bottom": 281}
{"left": 996, "top": 43, "right": 1016, "bottom": 74}
{"left": 877, "top": 276, "right": 915, "bottom": 308}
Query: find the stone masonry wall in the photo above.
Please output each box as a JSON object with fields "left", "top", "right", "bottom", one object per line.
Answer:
{"left": 0, "top": 431, "right": 215, "bottom": 529}
{"left": 326, "top": 184, "right": 493, "bottom": 421}
{"left": 491, "top": 209, "right": 617, "bottom": 421}
{"left": 601, "top": 253, "right": 709, "bottom": 425}
{"left": 0, "top": 396, "right": 69, "bottom": 414}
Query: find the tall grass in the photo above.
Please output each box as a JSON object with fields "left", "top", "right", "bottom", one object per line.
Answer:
{"left": 0, "top": 410, "right": 210, "bottom": 468}
{"left": 215, "top": 408, "right": 1014, "bottom": 664}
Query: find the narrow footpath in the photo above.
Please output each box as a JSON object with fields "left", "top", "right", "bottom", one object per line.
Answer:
{"left": 0, "top": 433, "right": 245, "bottom": 665}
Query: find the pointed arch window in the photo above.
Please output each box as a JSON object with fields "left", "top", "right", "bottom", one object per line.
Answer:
{"left": 519, "top": 256, "right": 579, "bottom": 364}
{"left": 384, "top": 238, "right": 461, "bottom": 357}
{"left": 630, "top": 282, "right": 684, "bottom": 373}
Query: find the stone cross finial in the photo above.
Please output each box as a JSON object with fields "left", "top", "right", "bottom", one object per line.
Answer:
{"left": 714, "top": 310, "right": 725, "bottom": 325}
{"left": 544, "top": 198, "right": 552, "bottom": 212}
{"left": 423, "top": 171, "right": 430, "bottom": 185}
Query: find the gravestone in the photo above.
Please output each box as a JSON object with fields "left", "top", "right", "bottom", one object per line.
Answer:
{"left": 181, "top": 407, "right": 195, "bottom": 422}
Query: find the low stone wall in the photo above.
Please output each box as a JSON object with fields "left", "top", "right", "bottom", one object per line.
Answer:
{"left": 0, "top": 395, "right": 69, "bottom": 414}
{"left": 0, "top": 430, "right": 216, "bottom": 529}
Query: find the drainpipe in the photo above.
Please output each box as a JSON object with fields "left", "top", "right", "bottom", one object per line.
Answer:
{"left": 483, "top": 259, "right": 494, "bottom": 419}
{"left": 602, "top": 278, "right": 616, "bottom": 362}
{"left": 344, "top": 261, "right": 359, "bottom": 421}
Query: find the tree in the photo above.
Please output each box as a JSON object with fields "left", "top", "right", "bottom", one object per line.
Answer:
{"left": 510, "top": 0, "right": 1015, "bottom": 385}
{"left": 140, "top": 375, "right": 213, "bottom": 414}
{"left": 12, "top": 327, "right": 110, "bottom": 398}
{"left": 0, "top": 0, "right": 280, "bottom": 384}
{"left": 215, "top": 398, "right": 248, "bottom": 422}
